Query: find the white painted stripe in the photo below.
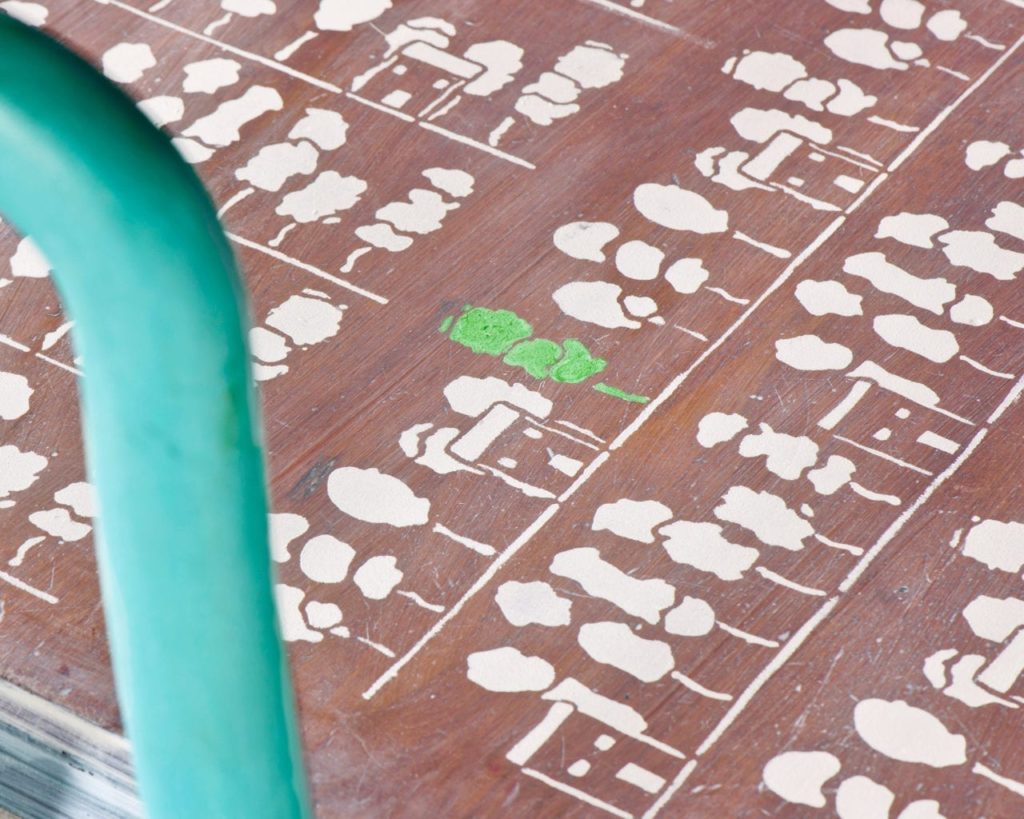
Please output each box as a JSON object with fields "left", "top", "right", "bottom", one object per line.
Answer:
{"left": 814, "top": 533, "right": 863, "bottom": 556}
{"left": 526, "top": 419, "right": 601, "bottom": 450}
{"left": 973, "top": 762, "right": 1024, "bottom": 797}
{"left": 556, "top": 420, "right": 605, "bottom": 442}
{"left": 216, "top": 186, "right": 254, "bottom": 218}
{"left": 559, "top": 451, "right": 610, "bottom": 502}
{"left": 35, "top": 353, "right": 82, "bottom": 377}
{"left": 810, "top": 143, "right": 881, "bottom": 170}
{"left": 1000, "top": 315, "right": 1024, "bottom": 330}
{"left": 671, "top": 671, "right": 732, "bottom": 701}
{"left": 227, "top": 233, "right": 388, "bottom": 304}
{"left": 936, "top": 65, "right": 970, "bottom": 81}
{"left": 843, "top": 171, "right": 889, "bottom": 214}
{"left": 506, "top": 702, "right": 574, "bottom": 766}
{"left": 99, "top": 0, "right": 344, "bottom": 93}
{"left": 965, "top": 34, "right": 1006, "bottom": 51}
{"left": 396, "top": 590, "right": 444, "bottom": 613}
{"left": 834, "top": 144, "right": 883, "bottom": 166}
{"left": 833, "top": 434, "right": 933, "bottom": 476}
{"left": 673, "top": 325, "right": 709, "bottom": 342}
{"left": 693, "top": 598, "right": 839, "bottom": 758}
{"left": 521, "top": 768, "right": 632, "bottom": 818}
{"left": 717, "top": 622, "right": 779, "bottom": 648}
{"left": 889, "top": 33, "right": 1024, "bottom": 171}
{"left": 610, "top": 215, "right": 846, "bottom": 452}
{"left": 450, "top": 405, "right": 520, "bottom": 461}
{"left": 849, "top": 482, "right": 901, "bottom": 506}
{"left": 867, "top": 115, "right": 920, "bottom": 133}
{"left": 989, "top": 374, "right": 1024, "bottom": 423}
{"left": 418, "top": 121, "right": 536, "bottom": 169}
{"left": 818, "top": 380, "right": 871, "bottom": 430}
{"left": 839, "top": 427, "right": 988, "bottom": 592}
{"left": 344, "top": 91, "right": 416, "bottom": 123}
{"left": 641, "top": 760, "right": 698, "bottom": 819}
{"left": 615, "top": 762, "right": 666, "bottom": 794}
{"left": 917, "top": 430, "right": 960, "bottom": 455}
{"left": 363, "top": 503, "right": 560, "bottom": 699}
{"left": 704, "top": 286, "right": 749, "bottom": 305}
{"left": 355, "top": 636, "right": 395, "bottom": 658}
{"left": 0, "top": 571, "right": 59, "bottom": 605}
{"left": 960, "top": 354, "right": 1014, "bottom": 380}
{"left": 575, "top": 0, "right": 681, "bottom": 34}
{"left": 432, "top": 523, "right": 495, "bottom": 557}
{"left": 0, "top": 333, "right": 30, "bottom": 353}
{"left": 755, "top": 567, "right": 827, "bottom": 597}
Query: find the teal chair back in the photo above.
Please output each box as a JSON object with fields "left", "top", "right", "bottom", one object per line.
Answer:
{"left": 0, "top": 15, "right": 311, "bottom": 818}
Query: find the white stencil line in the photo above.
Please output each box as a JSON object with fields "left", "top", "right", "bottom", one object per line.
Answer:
{"left": 362, "top": 503, "right": 560, "bottom": 699}
{"left": 344, "top": 92, "right": 416, "bottom": 123}
{"left": 989, "top": 373, "right": 1024, "bottom": 423}
{"left": 0, "top": 333, "right": 30, "bottom": 353}
{"left": 559, "top": 451, "right": 610, "bottom": 502}
{"left": 843, "top": 171, "right": 889, "bottom": 215}
{"left": 671, "top": 671, "right": 733, "bottom": 702}
{"left": 833, "top": 434, "right": 933, "bottom": 476}
{"left": 521, "top": 767, "right": 632, "bottom": 819}
{"left": 641, "top": 760, "right": 698, "bottom": 819}
{"left": 36, "top": 353, "right": 82, "bottom": 377}
{"left": 227, "top": 233, "right": 388, "bottom": 305}
{"left": 98, "top": 0, "right": 344, "bottom": 94}
{"left": 609, "top": 214, "right": 847, "bottom": 453}
{"left": 575, "top": 0, "right": 681, "bottom": 35}
{"left": 418, "top": 121, "right": 536, "bottom": 170}
{"left": 838, "top": 426, "right": 988, "bottom": 593}
{"left": 889, "top": 32, "right": 1024, "bottom": 172}
{"left": 0, "top": 570, "right": 59, "bottom": 605}
{"left": 693, "top": 597, "right": 839, "bottom": 754}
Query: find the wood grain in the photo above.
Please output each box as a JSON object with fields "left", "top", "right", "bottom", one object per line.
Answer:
{"left": 1, "top": 0, "right": 1023, "bottom": 816}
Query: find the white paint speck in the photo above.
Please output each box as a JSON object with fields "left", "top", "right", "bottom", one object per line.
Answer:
{"left": 327, "top": 467, "right": 430, "bottom": 527}
{"left": 836, "top": 775, "right": 895, "bottom": 819}
{"left": 265, "top": 295, "right": 344, "bottom": 345}
{"left": 0, "top": 372, "right": 32, "bottom": 420}
{"left": 795, "top": 279, "right": 863, "bottom": 317}
{"left": 775, "top": 334, "right": 853, "bottom": 370}
{"left": 102, "top": 43, "right": 156, "bottom": 83}
{"left": 714, "top": 486, "right": 813, "bottom": 551}
{"left": 0, "top": 445, "right": 46, "bottom": 498}
{"left": 182, "top": 58, "right": 242, "bottom": 94}
{"left": 696, "top": 412, "right": 748, "bottom": 448}
{"left": 577, "top": 621, "right": 674, "bottom": 682}
{"left": 854, "top": 699, "right": 966, "bottom": 766}
{"left": 551, "top": 547, "right": 675, "bottom": 625}
{"left": 466, "top": 646, "right": 555, "bottom": 692}
{"left": 495, "top": 580, "right": 572, "bottom": 627}
{"left": 591, "top": 498, "right": 673, "bottom": 543}
{"left": 553, "top": 221, "right": 620, "bottom": 262}
{"left": 633, "top": 184, "right": 728, "bottom": 234}
{"left": 762, "top": 750, "right": 840, "bottom": 807}
{"left": 299, "top": 534, "right": 354, "bottom": 583}
{"left": 659, "top": 520, "right": 759, "bottom": 581}
{"left": 353, "top": 555, "right": 403, "bottom": 599}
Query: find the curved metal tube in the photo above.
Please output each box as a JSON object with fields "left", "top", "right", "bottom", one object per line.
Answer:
{"left": 0, "top": 16, "right": 310, "bottom": 818}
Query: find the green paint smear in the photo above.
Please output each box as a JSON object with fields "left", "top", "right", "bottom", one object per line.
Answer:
{"left": 549, "top": 339, "right": 606, "bottom": 383}
{"left": 448, "top": 306, "right": 532, "bottom": 356}
{"left": 503, "top": 338, "right": 561, "bottom": 379}
{"left": 593, "top": 382, "right": 650, "bottom": 403}
{"left": 438, "top": 315, "right": 454, "bottom": 333}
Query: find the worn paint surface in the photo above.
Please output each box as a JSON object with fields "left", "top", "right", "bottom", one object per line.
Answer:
{"left": 1, "top": 0, "right": 1024, "bottom": 816}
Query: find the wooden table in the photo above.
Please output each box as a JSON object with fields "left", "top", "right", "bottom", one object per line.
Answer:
{"left": 1, "top": 0, "right": 1023, "bottom": 816}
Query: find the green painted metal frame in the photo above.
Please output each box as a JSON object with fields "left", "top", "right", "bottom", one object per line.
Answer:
{"left": 0, "top": 16, "right": 310, "bottom": 818}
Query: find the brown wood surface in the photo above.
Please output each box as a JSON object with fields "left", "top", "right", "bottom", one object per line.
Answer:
{"left": 1, "top": 0, "right": 1024, "bottom": 816}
